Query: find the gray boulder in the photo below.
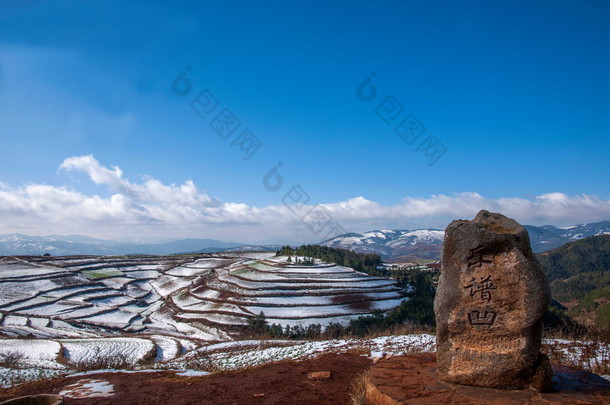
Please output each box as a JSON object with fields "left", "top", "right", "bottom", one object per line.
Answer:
{"left": 434, "top": 210, "right": 552, "bottom": 391}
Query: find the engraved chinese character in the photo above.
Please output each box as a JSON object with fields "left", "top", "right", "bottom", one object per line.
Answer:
{"left": 464, "top": 275, "right": 497, "bottom": 303}
{"left": 466, "top": 245, "right": 492, "bottom": 268}
{"left": 467, "top": 310, "right": 497, "bottom": 326}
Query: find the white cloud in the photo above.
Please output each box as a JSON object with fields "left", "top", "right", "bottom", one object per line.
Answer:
{"left": 1, "top": 155, "right": 609, "bottom": 243}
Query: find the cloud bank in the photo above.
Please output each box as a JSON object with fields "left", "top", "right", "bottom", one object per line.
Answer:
{"left": 1, "top": 155, "right": 609, "bottom": 243}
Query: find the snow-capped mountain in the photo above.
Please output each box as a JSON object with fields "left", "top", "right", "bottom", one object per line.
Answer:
{"left": 322, "top": 220, "right": 610, "bottom": 261}
{"left": 321, "top": 229, "right": 444, "bottom": 262}
{"left": 1, "top": 220, "right": 608, "bottom": 257}
{"left": 526, "top": 220, "right": 610, "bottom": 252}
{"left": 546, "top": 220, "right": 610, "bottom": 240}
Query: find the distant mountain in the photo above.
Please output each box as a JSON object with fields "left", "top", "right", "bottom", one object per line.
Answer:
{"left": 547, "top": 220, "right": 610, "bottom": 240}
{"left": 114, "top": 239, "right": 242, "bottom": 255}
{"left": 224, "top": 244, "right": 283, "bottom": 252}
{"left": 523, "top": 225, "right": 571, "bottom": 252}
{"left": 321, "top": 229, "right": 444, "bottom": 262}
{"left": 0, "top": 234, "right": 244, "bottom": 256}
{"left": 0, "top": 234, "right": 119, "bottom": 256}
{"left": 321, "top": 220, "right": 610, "bottom": 261}
{"left": 2, "top": 219, "right": 609, "bottom": 257}
{"left": 527, "top": 220, "right": 610, "bottom": 252}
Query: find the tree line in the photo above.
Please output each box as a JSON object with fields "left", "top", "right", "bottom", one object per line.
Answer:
{"left": 277, "top": 245, "right": 385, "bottom": 276}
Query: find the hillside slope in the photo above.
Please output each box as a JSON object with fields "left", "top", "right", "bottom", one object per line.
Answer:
{"left": 538, "top": 235, "right": 610, "bottom": 282}
{"left": 537, "top": 235, "right": 610, "bottom": 328}
{"left": 0, "top": 253, "right": 406, "bottom": 340}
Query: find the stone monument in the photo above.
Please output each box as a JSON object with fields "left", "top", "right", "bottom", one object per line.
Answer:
{"left": 434, "top": 210, "right": 553, "bottom": 391}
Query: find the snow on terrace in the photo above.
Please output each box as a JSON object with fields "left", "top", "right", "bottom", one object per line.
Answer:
{"left": 164, "top": 335, "right": 610, "bottom": 374}
{"left": 199, "top": 281, "right": 398, "bottom": 297}
{"left": 238, "top": 265, "right": 373, "bottom": 280}
{"left": 147, "top": 309, "right": 229, "bottom": 341}
{"left": 167, "top": 334, "right": 436, "bottom": 371}
{"left": 0, "top": 253, "right": 409, "bottom": 360}
{"left": 166, "top": 266, "right": 212, "bottom": 277}
{"left": 0, "top": 278, "right": 73, "bottom": 305}
{"left": 0, "top": 259, "right": 67, "bottom": 279}
{"left": 186, "top": 258, "right": 237, "bottom": 269}
{"left": 0, "top": 256, "right": 200, "bottom": 337}
{"left": 77, "top": 308, "right": 142, "bottom": 329}
{"left": 0, "top": 339, "right": 64, "bottom": 369}
{"left": 228, "top": 268, "right": 373, "bottom": 283}
{"left": 264, "top": 314, "right": 368, "bottom": 327}
{"left": 151, "top": 275, "right": 196, "bottom": 297}
{"left": 192, "top": 289, "right": 403, "bottom": 306}
{"left": 266, "top": 264, "right": 355, "bottom": 274}
{"left": 221, "top": 252, "right": 278, "bottom": 260}
{"left": 0, "top": 333, "right": 433, "bottom": 388}
{"left": 1, "top": 334, "right": 609, "bottom": 389}
{"left": 150, "top": 335, "right": 182, "bottom": 362}
{"left": 217, "top": 272, "right": 397, "bottom": 290}
{"left": 61, "top": 337, "right": 156, "bottom": 366}
{"left": 242, "top": 298, "right": 407, "bottom": 319}
{"left": 178, "top": 256, "right": 407, "bottom": 329}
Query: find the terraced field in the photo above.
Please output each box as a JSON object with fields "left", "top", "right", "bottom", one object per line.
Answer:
{"left": 2, "top": 254, "right": 609, "bottom": 390}
{"left": 0, "top": 252, "right": 406, "bottom": 372}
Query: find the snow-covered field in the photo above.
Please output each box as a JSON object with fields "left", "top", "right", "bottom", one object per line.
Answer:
{"left": 0, "top": 252, "right": 413, "bottom": 386}
{"left": 1, "top": 332, "right": 608, "bottom": 388}
{"left": 0, "top": 334, "right": 435, "bottom": 387}
{"left": 5, "top": 253, "right": 605, "bottom": 389}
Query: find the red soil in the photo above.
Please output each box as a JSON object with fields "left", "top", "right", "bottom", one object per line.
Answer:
{"left": 0, "top": 353, "right": 372, "bottom": 405}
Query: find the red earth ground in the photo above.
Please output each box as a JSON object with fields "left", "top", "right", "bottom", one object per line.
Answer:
{"left": 0, "top": 353, "right": 372, "bottom": 405}
{"left": 4, "top": 352, "right": 610, "bottom": 405}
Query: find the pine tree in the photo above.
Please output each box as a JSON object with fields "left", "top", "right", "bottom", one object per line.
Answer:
{"left": 247, "top": 311, "right": 268, "bottom": 334}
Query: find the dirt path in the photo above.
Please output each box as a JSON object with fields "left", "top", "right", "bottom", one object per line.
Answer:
{"left": 0, "top": 353, "right": 372, "bottom": 405}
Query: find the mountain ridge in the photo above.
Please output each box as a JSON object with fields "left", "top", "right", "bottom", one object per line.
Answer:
{"left": 321, "top": 220, "right": 610, "bottom": 261}
{"left": 0, "top": 234, "right": 244, "bottom": 256}
{"left": 1, "top": 219, "right": 608, "bottom": 257}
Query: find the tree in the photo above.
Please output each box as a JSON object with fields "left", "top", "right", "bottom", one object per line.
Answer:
{"left": 247, "top": 311, "right": 269, "bottom": 334}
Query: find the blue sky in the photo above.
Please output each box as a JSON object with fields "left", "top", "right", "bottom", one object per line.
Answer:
{"left": 0, "top": 0, "right": 609, "bottom": 243}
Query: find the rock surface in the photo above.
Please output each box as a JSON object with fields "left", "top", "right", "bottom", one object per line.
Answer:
{"left": 365, "top": 353, "right": 610, "bottom": 405}
{"left": 307, "top": 371, "right": 331, "bottom": 380}
{"left": 434, "top": 210, "right": 552, "bottom": 390}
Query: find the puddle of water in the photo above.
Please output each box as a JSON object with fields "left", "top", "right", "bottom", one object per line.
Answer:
{"left": 59, "top": 378, "right": 115, "bottom": 398}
